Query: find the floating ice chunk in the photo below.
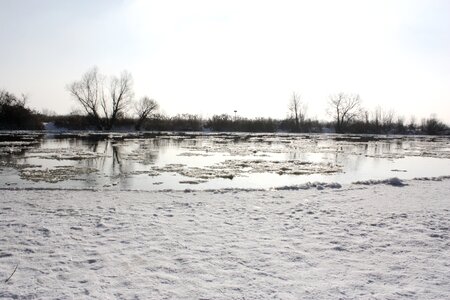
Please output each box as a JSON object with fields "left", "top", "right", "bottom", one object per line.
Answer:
{"left": 274, "top": 181, "right": 342, "bottom": 190}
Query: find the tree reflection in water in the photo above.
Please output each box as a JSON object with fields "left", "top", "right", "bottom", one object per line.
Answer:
{"left": 1, "top": 133, "right": 450, "bottom": 190}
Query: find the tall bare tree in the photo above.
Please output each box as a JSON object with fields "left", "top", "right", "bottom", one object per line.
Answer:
{"left": 67, "top": 67, "right": 103, "bottom": 129}
{"left": 328, "top": 92, "right": 362, "bottom": 133}
{"left": 382, "top": 109, "right": 395, "bottom": 128}
{"left": 288, "top": 92, "right": 307, "bottom": 132}
{"left": 372, "top": 106, "right": 382, "bottom": 131}
{"left": 134, "top": 97, "right": 159, "bottom": 131}
{"left": 102, "top": 71, "right": 134, "bottom": 129}
{"left": 67, "top": 67, "right": 134, "bottom": 130}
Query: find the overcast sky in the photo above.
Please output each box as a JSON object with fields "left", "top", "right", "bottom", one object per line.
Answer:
{"left": 1, "top": 0, "right": 449, "bottom": 122}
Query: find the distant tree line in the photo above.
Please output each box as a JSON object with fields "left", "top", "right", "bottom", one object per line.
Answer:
{"left": 0, "top": 89, "right": 43, "bottom": 130}
{"left": 41, "top": 111, "right": 446, "bottom": 135}
{"left": 1, "top": 67, "right": 449, "bottom": 135}
{"left": 325, "top": 92, "right": 448, "bottom": 135}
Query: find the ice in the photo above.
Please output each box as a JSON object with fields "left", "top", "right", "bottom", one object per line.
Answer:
{"left": 274, "top": 181, "right": 342, "bottom": 190}
{"left": 151, "top": 159, "right": 341, "bottom": 180}
{"left": 2, "top": 133, "right": 450, "bottom": 191}
{"left": 19, "top": 166, "right": 97, "bottom": 183}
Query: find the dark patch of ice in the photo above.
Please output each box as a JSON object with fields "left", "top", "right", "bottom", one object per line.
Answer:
{"left": 179, "top": 180, "right": 207, "bottom": 185}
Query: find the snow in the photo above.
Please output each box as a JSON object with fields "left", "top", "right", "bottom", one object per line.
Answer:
{"left": 352, "top": 177, "right": 406, "bottom": 187}
{"left": 274, "top": 181, "right": 342, "bottom": 190}
{"left": 1, "top": 179, "right": 450, "bottom": 299}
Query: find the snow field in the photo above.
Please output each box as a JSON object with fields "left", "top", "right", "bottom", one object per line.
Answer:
{"left": 0, "top": 180, "right": 449, "bottom": 299}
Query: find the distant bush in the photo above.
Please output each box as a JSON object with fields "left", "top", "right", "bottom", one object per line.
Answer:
{"left": 278, "top": 118, "right": 322, "bottom": 133}
{"left": 421, "top": 117, "right": 447, "bottom": 135}
{"left": 46, "top": 114, "right": 136, "bottom": 131}
{"left": 205, "top": 114, "right": 234, "bottom": 131}
{"left": 50, "top": 114, "right": 95, "bottom": 130}
{"left": 140, "top": 114, "right": 203, "bottom": 131}
{"left": 205, "top": 114, "right": 279, "bottom": 132}
{"left": 169, "top": 114, "right": 203, "bottom": 131}
{"left": 0, "top": 90, "right": 43, "bottom": 130}
{"left": 38, "top": 106, "right": 449, "bottom": 136}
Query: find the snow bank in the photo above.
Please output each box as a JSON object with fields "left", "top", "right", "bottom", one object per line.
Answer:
{"left": 1, "top": 180, "right": 449, "bottom": 299}
{"left": 274, "top": 181, "right": 342, "bottom": 190}
{"left": 352, "top": 177, "right": 407, "bottom": 187}
{"left": 413, "top": 175, "right": 450, "bottom": 181}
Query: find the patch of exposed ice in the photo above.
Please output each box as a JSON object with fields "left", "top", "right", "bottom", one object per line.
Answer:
{"left": 177, "top": 152, "right": 212, "bottom": 157}
{"left": 0, "top": 161, "right": 41, "bottom": 170}
{"left": 28, "top": 147, "right": 107, "bottom": 160}
{"left": 151, "top": 159, "right": 341, "bottom": 180}
{"left": 125, "top": 170, "right": 161, "bottom": 177}
{"left": 19, "top": 166, "right": 97, "bottom": 183}
{"left": 221, "top": 159, "right": 341, "bottom": 175}
{"left": 179, "top": 180, "right": 208, "bottom": 185}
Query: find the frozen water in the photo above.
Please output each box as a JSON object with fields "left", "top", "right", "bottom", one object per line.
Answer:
{"left": 0, "top": 132, "right": 450, "bottom": 190}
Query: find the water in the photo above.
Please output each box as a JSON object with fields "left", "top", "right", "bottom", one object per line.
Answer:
{"left": 1, "top": 132, "right": 450, "bottom": 190}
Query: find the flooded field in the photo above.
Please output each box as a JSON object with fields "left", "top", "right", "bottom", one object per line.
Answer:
{"left": 1, "top": 132, "right": 450, "bottom": 191}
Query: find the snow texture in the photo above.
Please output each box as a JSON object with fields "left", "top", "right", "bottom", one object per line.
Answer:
{"left": 1, "top": 180, "right": 450, "bottom": 299}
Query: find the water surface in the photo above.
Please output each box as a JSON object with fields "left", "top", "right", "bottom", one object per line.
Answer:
{"left": 1, "top": 132, "right": 450, "bottom": 190}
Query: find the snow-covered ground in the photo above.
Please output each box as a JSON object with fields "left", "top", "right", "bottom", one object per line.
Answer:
{"left": 1, "top": 179, "right": 449, "bottom": 299}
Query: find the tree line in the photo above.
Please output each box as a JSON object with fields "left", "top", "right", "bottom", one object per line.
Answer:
{"left": 1, "top": 67, "right": 449, "bottom": 135}
{"left": 0, "top": 90, "right": 43, "bottom": 130}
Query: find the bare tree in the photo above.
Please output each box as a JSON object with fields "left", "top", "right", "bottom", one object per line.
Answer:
{"left": 67, "top": 67, "right": 134, "bottom": 130}
{"left": 382, "top": 109, "right": 395, "bottom": 128}
{"left": 372, "top": 106, "right": 382, "bottom": 131}
{"left": 288, "top": 92, "right": 307, "bottom": 132}
{"left": 67, "top": 67, "right": 103, "bottom": 129}
{"left": 328, "top": 92, "right": 362, "bottom": 133}
{"left": 102, "top": 71, "right": 133, "bottom": 129}
{"left": 134, "top": 96, "right": 159, "bottom": 131}
{"left": 408, "top": 115, "right": 417, "bottom": 131}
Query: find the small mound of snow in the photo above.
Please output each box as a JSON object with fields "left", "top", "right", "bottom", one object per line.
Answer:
{"left": 353, "top": 177, "right": 406, "bottom": 187}
{"left": 413, "top": 175, "right": 450, "bottom": 182}
{"left": 274, "top": 181, "right": 342, "bottom": 191}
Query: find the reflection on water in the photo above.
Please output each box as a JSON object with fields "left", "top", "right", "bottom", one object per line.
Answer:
{"left": 1, "top": 132, "right": 450, "bottom": 190}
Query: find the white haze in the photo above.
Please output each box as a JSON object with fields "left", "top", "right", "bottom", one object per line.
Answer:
{"left": 0, "top": 0, "right": 449, "bottom": 122}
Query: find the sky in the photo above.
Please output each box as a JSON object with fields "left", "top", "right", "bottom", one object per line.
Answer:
{"left": 1, "top": 0, "right": 450, "bottom": 122}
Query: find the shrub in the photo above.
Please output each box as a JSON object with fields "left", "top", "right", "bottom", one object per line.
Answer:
{"left": 0, "top": 90, "right": 43, "bottom": 130}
